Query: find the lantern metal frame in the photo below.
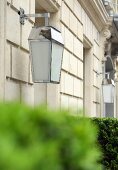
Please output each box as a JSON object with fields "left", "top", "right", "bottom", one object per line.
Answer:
{"left": 28, "top": 26, "right": 64, "bottom": 83}
{"left": 18, "top": 8, "right": 64, "bottom": 84}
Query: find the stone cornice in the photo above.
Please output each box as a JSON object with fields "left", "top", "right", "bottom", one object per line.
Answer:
{"left": 36, "top": 0, "right": 60, "bottom": 12}
{"left": 78, "top": 0, "right": 111, "bottom": 31}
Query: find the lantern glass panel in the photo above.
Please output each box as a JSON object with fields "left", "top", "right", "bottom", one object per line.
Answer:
{"left": 30, "top": 40, "right": 51, "bottom": 82}
{"left": 102, "top": 84, "right": 115, "bottom": 103}
{"left": 51, "top": 42, "right": 63, "bottom": 82}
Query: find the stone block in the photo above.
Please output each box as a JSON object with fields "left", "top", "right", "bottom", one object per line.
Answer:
{"left": 12, "top": 47, "right": 29, "bottom": 82}
{"left": 73, "top": 37, "right": 83, "bottom": 60}
{"left": 80, "top": 80, "right": 83, "bottom": 98}
{"left": 64, "top": 74, "right": 73, "bottom": 95}
{"left": 12, "top": 0, "right": 29, "bottom": 13}
{"left": 69, "top": 12, "right": 78, "bottom": 35}
{"left": 61, "top": 2, "right": 70, "bottom": 27}
{"left": 21, "top": 84, "right": 34, "bottom": 106}
{"left": 5, "top": 43, "right": 11, "bottom": 77}
{"left": 60, "top": 94, "right": 69, "bottom": 109}
{"left": 65, "top": 27, "right": 73, "bottom": 53}
{"left": 82, "top": 9, "right": 86, "bottom": 34}
{"left": 61, "top": 24, "right": 65, "bottom": 42}
{"left": 78, "top": 99, "right": 83, "bottom": 110}
{"left": 73, "top": 37, "right": 79, "bottom": 57}
{"left": 5, "top": 80, "right": 20, "bottom": 101}
{"left": 62, "top": 49, "right": 70, "bottom": 71}
{"left": 34, "top": 84, "right": 47, "bottom": 105}
{"left": 69, "top": 54, "right": 78, "bottom": 76}
{"left": 93, "top": 87, "right": 100, "bottom": 103}
{"left": 93, "top": 71, "right": 100, "bottom": 88}
{"left": 73, "top": 78, "right": 80, "bottom": 97}
{"left": 74, "top": 0, "right": 82, "bottom": 22}
{"left": 86, "top": 17, "right": 91, "bottom": 40}
{"left": 93, "top": 56, "right": 99, "bottom": 72}
{"left": 6, "top": 6, "right": 20, "bottom": 45}
{"left": 47, "top": 84, "right": 60, "bottom": 108}
{"left": 77, "top": 21, "right": 83, "bottom": 42}
{"left": 77, "top": 60, "right": 83, "bottom": 79}
{"left": 87, "top": 20, "right": 93, "bottom": 43}
{"left": 64, "top": 0, "right": 73, "bottom": 11}
{"left": 29, "top": 62, "right": 33, "bottom": 84}
{"left": 21, "top": 21, "right": 32, "bottom": 50}
{"left": 93, "top": 103, "right": 98, "bottom": 117}
{"left": 93, "top": 25, "right": 100, "bottom": 44}
{"left": 93, "top": 72, "right": 97, "bottom": 87}
{"left": 68, "top": 96, "right": 78, "bottom": 112}
{"left": 29, "top": 0, "right": 35, "bottom": 22}
{"left": 49, "top": 10, "right": 61, "bottom": 30}
{"left": 57, "top": 0, "right": 62, "bottom": 6}
{"left": 93, "top": 41, "right": 99, "bottom": 58}
{"left": 96, "top": 104, "right": 100, "bottom": 117}
{"left": 60, "top": 71, "right": 65, "bottom": 93}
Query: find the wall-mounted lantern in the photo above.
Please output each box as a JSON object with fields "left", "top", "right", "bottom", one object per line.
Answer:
{"left": 28, "top": 26, "right": 64, "bottom": 83}
{"left": 102, "top": 78, "right": 115, "bottom": 103}
{"left": 18, "top": 8, "right": 64, "bottom": 83}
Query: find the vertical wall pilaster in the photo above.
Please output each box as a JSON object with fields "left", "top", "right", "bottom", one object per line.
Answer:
{"left": 0, "top": 0, "right": 6, "bottom": 100}
{"left": 84, "top": 47, "right": 94, "bottom": 116}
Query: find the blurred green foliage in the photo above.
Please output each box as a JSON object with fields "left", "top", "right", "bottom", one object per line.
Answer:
{"left": 0, "top": 102, "right": 102, "bottom": 170}
{"left": 93, "top": 118, "right": 118, "bottom": 170}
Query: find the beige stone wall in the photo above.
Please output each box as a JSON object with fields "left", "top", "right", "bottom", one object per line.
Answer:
{"left": 60, "top": 0, "right": 83, "bottom": 112}
{"left": 60, "top": 0, "right": 103, "bottom": 116}
{"left": 0, "top": 0, "right": 6, "bottom": 101}
{"left": 4, "top": 0, "right": 35, "bottom": 105}
{"left": 0, "top": 0, "right": 108, "bottom": 116}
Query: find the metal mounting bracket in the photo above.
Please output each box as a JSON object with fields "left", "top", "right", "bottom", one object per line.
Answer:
{"left": 18, "top": 8, "right": 50, "bottom": 26}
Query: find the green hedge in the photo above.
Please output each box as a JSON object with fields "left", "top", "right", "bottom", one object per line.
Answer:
{"left": 93, "top": 118, "right": 118, "bottom": 170}
{"left": 0, "top": 103, "right": 102, "bottom": 170}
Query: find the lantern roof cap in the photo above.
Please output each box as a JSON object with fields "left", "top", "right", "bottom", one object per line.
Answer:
{"left": 28, "top": 26, "right": 64, "bottom": 45}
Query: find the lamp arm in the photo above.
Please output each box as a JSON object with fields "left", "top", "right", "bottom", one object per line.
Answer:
{"left": 18, "top": 8, "right": 50, "bottom": 26}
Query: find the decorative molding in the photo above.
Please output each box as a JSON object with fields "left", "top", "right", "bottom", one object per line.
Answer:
{"left": 78, "top": 0, "right": 111, "bottom": 31}
{"left": 102, "top": 26, "right": 111, "bottom": 39}
{"left": 101, "top": 25, "right": 112, "bottom": 57}
{"left": 36, "top": 0, "right": 60, "bottom": 12}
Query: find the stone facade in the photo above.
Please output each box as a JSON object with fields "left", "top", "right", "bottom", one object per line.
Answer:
{"left": 0, "top": 0, "right": 35, "bottom": 105}
{"left": 0, "top": 0, "right": 111, "bottom": 117}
